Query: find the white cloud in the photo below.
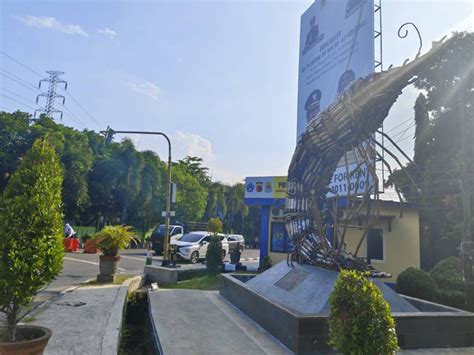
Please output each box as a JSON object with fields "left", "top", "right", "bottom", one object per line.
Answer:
{"left": 98, "top": 27, "right": 118, "bottom": 40}
{"left": 127, "top": 81, "right": 162, "bottom": 101}
{"left": 129, "top": 130, "right": 241, "bottom": 184}
{"left": 16, "top": 15, "right": 87, "bottom": 36}
{"left": 173, "top": 131, "right": 242, "bottom": 184}
{"left": 173, "top": 131, "right": 215, "bottom": 163}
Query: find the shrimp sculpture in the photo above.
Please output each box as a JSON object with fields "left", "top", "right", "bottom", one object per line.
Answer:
{"left": 285, "top": 32, "right": 451, "bottom": 277}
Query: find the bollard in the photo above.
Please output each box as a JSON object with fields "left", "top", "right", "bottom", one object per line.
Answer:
{"left": 146, "top": 249, "right": 153, "bottom": 266}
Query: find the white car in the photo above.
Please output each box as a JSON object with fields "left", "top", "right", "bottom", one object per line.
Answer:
{"left": 171, "top": 231, "right": 229, "bottom": 264}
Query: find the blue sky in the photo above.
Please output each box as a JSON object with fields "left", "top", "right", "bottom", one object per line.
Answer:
{"left": 1, "top": 0, "right": 472, "bottom": 184}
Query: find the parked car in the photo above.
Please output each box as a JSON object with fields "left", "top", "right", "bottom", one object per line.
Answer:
{"left": 151, "top": 224, "right": 184, "bottom": 254}
{"left": 226, "top": 234, "right": 245, "bottom": 252}
{"left": 171, "top": 231, "right": 229, "bottom": 264}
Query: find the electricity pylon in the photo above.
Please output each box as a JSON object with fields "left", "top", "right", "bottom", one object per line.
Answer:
{"left": 35, "top": 71, "right": 67, "bottom": 120}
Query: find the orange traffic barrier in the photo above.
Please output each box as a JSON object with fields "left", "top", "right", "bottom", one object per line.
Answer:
{"left": 63, "top": 238, "right": 79, "bottom": 252}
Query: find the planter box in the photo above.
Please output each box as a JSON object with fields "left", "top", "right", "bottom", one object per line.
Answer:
{"left": 83, "top": 239, "right": 98, "bottom": 254}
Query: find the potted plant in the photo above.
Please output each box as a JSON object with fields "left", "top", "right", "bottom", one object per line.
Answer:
{"left": 92, "top": 225, "right": 135, "bottom": 282}
{"left": 0, "top": 139, "right": 64, "bottom": 354}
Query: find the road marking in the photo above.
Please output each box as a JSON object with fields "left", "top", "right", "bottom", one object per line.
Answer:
{"left": 64, "top": 257, "right": 127, "bottom": 272}
{"left": 120, "top": 255, "right": 146, "bottom": 262}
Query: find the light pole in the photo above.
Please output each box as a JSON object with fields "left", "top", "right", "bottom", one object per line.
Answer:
{"left": 103, "top": 127, "right": 173, "bottom": 267}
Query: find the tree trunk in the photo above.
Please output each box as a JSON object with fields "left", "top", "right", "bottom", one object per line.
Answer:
{"left": 6, "top": 303, "right": 19, "bottom": 342}
{"left": 120, "top": 200, "right": 129, "bottom": 224}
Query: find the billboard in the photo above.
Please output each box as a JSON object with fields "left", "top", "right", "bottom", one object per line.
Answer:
{"left": 297, "top": 0, "right": 375, "bottom": 197}
{"left": 244, "top": 176, "right": 287, "bottom": 199}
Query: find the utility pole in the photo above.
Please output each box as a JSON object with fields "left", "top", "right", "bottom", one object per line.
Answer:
{"left": 460, "top": 71, "right": 474, "bottom": 311}
{"left": 102, "top": 127, "right": 174, "bottom": 267}
{"left": 35, "top": 71, "right": 67, "bottom": 120}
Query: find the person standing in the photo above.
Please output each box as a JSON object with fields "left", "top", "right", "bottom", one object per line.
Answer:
{"left": 64, "top": 223, "right": 76, "bottom": 238}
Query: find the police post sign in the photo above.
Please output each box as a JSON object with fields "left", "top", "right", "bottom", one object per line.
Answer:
{"left": 297, "top": 0, "right": 375, "bottom": 197}
{"left": 244, "top": 177, "right": 287, "bottom": 199}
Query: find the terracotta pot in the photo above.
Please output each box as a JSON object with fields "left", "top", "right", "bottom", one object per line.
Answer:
{"left": 0, "top": 325, "right": 52, "bottom": 355}
{"left": 99, "top": 255, "right": 120, "bottom": 276}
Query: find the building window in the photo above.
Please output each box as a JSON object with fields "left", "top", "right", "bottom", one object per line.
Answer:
{"left": 270, "top": 222, "right": 293, "bottom": 253}
{"left": 367, "top": 229, "right": 384, "bottom": 261}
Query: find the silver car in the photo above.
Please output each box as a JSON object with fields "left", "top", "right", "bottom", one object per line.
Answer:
{"left": 171, "top": 231, "right": 229, "bottom": 264}
{"left": 226, "top": 234, "right": 245, "bottom": 252}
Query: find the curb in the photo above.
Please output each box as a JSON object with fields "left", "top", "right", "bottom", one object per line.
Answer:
{"left": 147, "top": 290, "right": 164, "bottom": 355}
{"left": 100, "top": 274, "right": 145, "bottom": 355}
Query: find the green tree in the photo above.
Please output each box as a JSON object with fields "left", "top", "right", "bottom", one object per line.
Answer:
{"left": 204, "top": 182, "right": 227, "bottom": 221}
{"left": 0, "top": 138, "right": 64, "bottom": 341}
{"left": 0, "top": 111, "right": 33, "bottom": 192}
{"left": 114, "top": 139, "right": 144, "bottom": 223}
{"left": 387, "top": 32, "right": 474, "bottom": 265}
{"left": 177, "top": 156, "right": 211, "bottom": 187}
{"left": 173, "top": 163, "right": 208, "bottom": 221}
{"left": 127, "top": 151, "right": 164, "bottom": 235}
{"left": 34, "top": 122, "right": 94, "bottom": 221}
{"left": 224, "top": 183, "right": 248, "bottom": 233}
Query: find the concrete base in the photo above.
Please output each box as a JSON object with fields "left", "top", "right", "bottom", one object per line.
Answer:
{"left": 144, "top": 265, "right": 178, "bottom": 284}
{"left": 220, "top": 262, "right": 474, "bottom": 353}
{"left": 245, "top": 261, "right": 417, "bottom": 314}
{"left": 148, "top": 289, "right": 290, "bottom": 355}
{"left": 96, "top": 274, "right": 115, "bottom": 283}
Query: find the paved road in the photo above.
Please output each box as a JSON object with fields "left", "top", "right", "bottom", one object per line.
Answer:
{"left": 49, "top": 247, "right": 260, "bottom": 292}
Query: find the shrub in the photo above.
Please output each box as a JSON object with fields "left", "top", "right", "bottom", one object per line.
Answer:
{"left": 329, "top": 270, "right": 399, "bottom": 354}
{"left": 437, "top": 289, "right": 466, "bottom": 309}
{"left": 92, "top": 225, "right": 135, "bottom": 256}
{"left": 0, "top": 139, "right": 64, "bottom": 342}
{"left": 206, "top": 218, "right": 223, "bottom": 275}
{"left": 206, "top": 235, "right": 222, "bottom": 276}
{"left": 430, "top": 257, "right": 463, "bottom": 292}
{"left": 430, "top": 257, "right": 465, "bottom": 309}
{"left": 395, "top": 267, "right": 437, "bottom": 301}
{"left": 207, "top": 218, "right": 223, "bottom": 234}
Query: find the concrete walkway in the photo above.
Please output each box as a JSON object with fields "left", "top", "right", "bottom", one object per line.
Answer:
{"left": 148, "top": 289, "right": 291, "bottom": 355}
{"left": 24, "top": 275, "right": 143, "bottom": 355}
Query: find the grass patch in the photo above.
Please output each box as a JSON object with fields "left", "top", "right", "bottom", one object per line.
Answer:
{"left": 119, "top": 291, "right": 154, "bottom": 355}
{"left": 84, "top": 274, "right": 136, "bottom": 286}
{"left": 231, "top": 270, "right": 259, "bottom": 275}
{"left": 162, "top": 274, "right": 220, "bottom": 290}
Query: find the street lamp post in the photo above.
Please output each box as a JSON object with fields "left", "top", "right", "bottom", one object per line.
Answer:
{"left": 103, "top": 127, "right": 173, "bottom": 266}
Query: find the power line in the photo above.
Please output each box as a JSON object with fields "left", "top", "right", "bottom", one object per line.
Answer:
{"left": 0, "top": 51, "right": 43, "bottom": 78}
{"left": 0, "top": 70, "right": 39, "bottom": 92}
{"left": 0, "top": 72, "right": 39, "bottom": 92}
{"left": 385, "top": 117, "right": 414, "bottom": 134}
{"left": 59, "top": 88, "right": 103, "bottom": 129}
{"left": 62, "top": 105, "right": 88, "bottom": 129}
{"left": 0, "top": 93, "right": 37, "bottom": 111}
{"left": 0, "top": 103, "right": 18, "bottom": 112}
{"left": 1, "top": 87, "right": 40, "bottom": 107}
